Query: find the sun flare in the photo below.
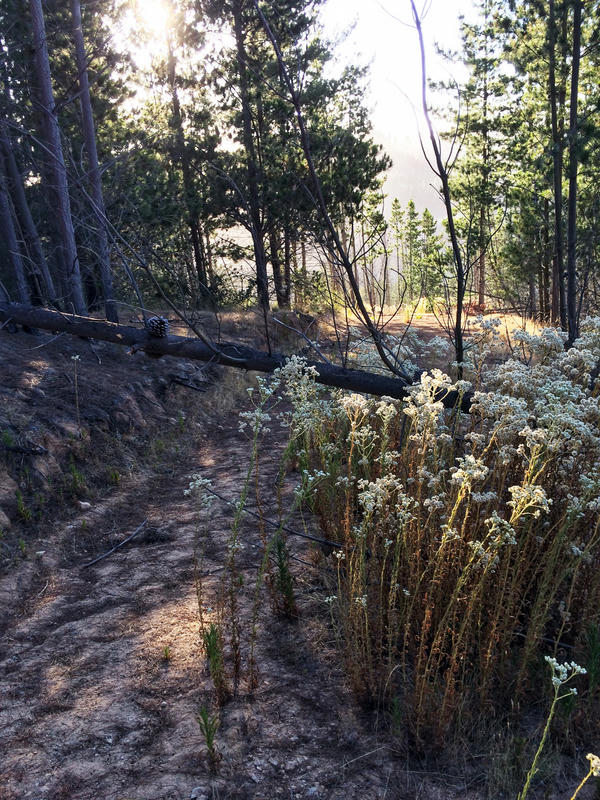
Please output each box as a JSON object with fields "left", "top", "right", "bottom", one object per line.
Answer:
{"left": 136, "top": 0, "right": 172, "bottom": 43}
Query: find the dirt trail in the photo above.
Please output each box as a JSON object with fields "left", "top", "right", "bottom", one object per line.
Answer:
{"left": 0, "top": 323, "right": 478, "bottom": 800}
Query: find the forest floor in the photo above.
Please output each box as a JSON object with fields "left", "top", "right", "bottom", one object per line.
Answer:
{"left": 0, "top": 311, "right": 577, "bottom": 800}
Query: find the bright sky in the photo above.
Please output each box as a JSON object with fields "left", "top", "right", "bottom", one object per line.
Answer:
{"left": 321, "top": 0, "right": 477, "bottom": 214}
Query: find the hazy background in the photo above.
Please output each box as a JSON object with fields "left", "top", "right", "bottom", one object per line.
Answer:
{"left": 321, "top": 0, "right": 477, "bottom": 215}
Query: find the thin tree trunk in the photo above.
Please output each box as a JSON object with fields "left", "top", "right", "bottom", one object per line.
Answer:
{"left": 166, "top": 36, "right": 208, "bottom": 301}
{"left": 543, "top": 198, "right": 551, "bottom": 321}
{"left": 283, "top": 226, "right": 291, "bottom": 307}
{"left": 204, "top": 228, "right": 214, "bottom": 284}
{"left": 269, "top": 228, "right": 287, "bottom": 308}
{"left": 0, "top": 131, "right": 56, "bottom": 303}
{"left": 478, "top": 207, "right": 486, "bottom": 308}
{"left": 0, "top": 168, "right": 31, "bottom": 304}
{"left": 299, "top": 240, "right": 307, "bottom": 309}
{"left": 528, "top": 271, "right": 537, "bottom": 319}
{"left": 232, "top": 0, "right": 270, "bottom": 313}
{"left": 0, "top": 46, "right": 56, "bottom": 303}
{"left": 537, "top": 256, "right": 544, "bottom": 321}
{"left": 29, "top": 0, "right": 87, "bottom": 314}
{"left": 411, "top": 0, "right": 465, "bottom": 369}
{"left": 549, "top": 0, "right": 566, "bottom": 327}
{"left": 478, "top": 4, "right": 489, "bottom": 310}
{"left": 360, "top": 215, "right": 374, "bottom": 308}
{"left": 566, "top": 0, "right": 581, "bottom": 344}
{"left": 70, "top": 0, "right": 117, "bottom": 321}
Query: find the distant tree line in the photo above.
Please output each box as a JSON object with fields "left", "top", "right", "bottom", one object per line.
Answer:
{"left": 444, "top": 0, "right": 599, "bottom": 342}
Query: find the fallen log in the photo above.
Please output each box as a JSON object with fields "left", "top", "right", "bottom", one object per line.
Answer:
{"left": 0, "top": 303, "right": 473, "bottom": 412}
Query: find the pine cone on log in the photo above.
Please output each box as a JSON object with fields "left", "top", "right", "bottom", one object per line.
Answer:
{"left": 146, "top": 316, "right": 169, "bottom": 337}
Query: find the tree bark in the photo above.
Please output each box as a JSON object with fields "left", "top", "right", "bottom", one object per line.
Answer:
{"left": 0, "top": 130, "right": 56, "bottom": 303}
{"left": 29, "top": 0, "right": 87, "bottom": 315}
{"left": 542, "top": 197, "right": 551, "bottom": 321}
{"left": 565, "top": 0, "right": 581, "bottom": 344}
{"left": 269, "top": 228, "right": 288, "bottom": 308}
{"left": 283, "top": 226, "right": 291, "bottom": 307}
{"left": 232, "top": 0, "right": 270, "bottom": 313}
{"left": 477, "top": 5, "right": 489, "bottom": 310}
{"left": 70, "top": 0, "right": 117, "bottom": 321}
{"left": 166, "top": 36, "right": 208, "bottom": 301}
{"left": 478, "top": 207, "right": 486, "bottom": 308}
{"left": 0, "top": 301, "right": 474, "bottom": 413}
{"left": 411, "top": 1, "right": 465, "bottom": 370}
{"left": 548, "top": 0, "right": 567, "bottom": 328}
{"left": 0, "top": 169, "right": 31, "bottom": 304}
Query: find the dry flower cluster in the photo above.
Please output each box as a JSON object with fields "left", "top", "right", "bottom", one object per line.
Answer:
{"left": 275, "top": 319, "right": 600, "bottom": 743}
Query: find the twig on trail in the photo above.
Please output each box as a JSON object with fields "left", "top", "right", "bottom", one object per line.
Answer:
{"left": 87, "top": 339, "right": 102, "bottom": 364}
{"left": 28, "top": 331, "right": 66, "bottom": 350}
{"left": 82, "top": 519, "right": 148, "bottom": 568}
{"left": 204, "top": 486, "right": 344, "bottom": 551}
{"left": 169, "top": 375, "right": 212, "bottom": 392}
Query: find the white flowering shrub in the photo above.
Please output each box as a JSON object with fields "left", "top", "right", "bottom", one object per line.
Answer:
{"left": 277, "top": 322, "right": 600, "bottom": 740}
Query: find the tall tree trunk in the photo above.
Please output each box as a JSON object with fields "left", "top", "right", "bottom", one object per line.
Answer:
{"left": 0, "top": 130, "right": 56, "bottom": 303}
{"left": 232, "top": 0, "right": 270, "bottom": 313}
{"left": 29, "top": 0, "right": 87, "bottom": 315}
{"left": 360, "top": 215, "right": 374, "bottom": 309}
{"left": 349, "top": 226, "right": 360, "bottom": 292}
{"left": 70, "top": 0, "right": 117, "bottom": 321}
{"left": 548, "top": 0, "right": 566, "bottom": 327}
{"left": 166, "top": 36, "right": 208, "bottom": 301}
{"left": 566, "top": 0, "right": 581, "bottom": 344}
{"left": 204, "top": 228, "right": 214, "bottom": 284}
{"left": 0, "top": 167, "right": 31, "bottom": 304}
{"left": 269, "top": 228, "right": 287, "bottom": 308}
{"left": 478, "top": 9, "right": 489, "bottom": 310}
{"left": 528, "top": 271, "right": 537, "bottom": 319}
{"left": 283, "top": 225, "right": 291, "bottom": 307}
{"left": 537, "top": 256, "right": 544, "bottom": 321}
{"left": 411, "top": 0, "right": 465, "bottom": 369}
{"left": 299, "top": 240, "right": 307, "bottom": 309}
{"left": 0, "top": 45, "right": 56, "bottom": 304}
{"left": 478, "top": 207, "right": 486, "bottom": 307}
{"left": 542, "top": 198, "right": 551, "bottom": 321}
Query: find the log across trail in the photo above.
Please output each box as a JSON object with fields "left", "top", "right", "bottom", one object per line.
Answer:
{"left": 0, "top": 302, "right": 473, "bottom": 412}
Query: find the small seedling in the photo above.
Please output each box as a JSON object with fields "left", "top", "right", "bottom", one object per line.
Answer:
{"left": 163, "top": 645, "right": 172, "bottom": 661}
{"left": 272, "top": 532, "right": 297, "bottom": 618}
{"left": 108, "top": 468, "right": 121, "bottom": 486}
{"left": 203, "top": 623, "right": 230, "bottom": 704}
{"left": 16, "top": 490, "right": 32, "bottom": 522}
{"left": 69, "top": 460, "right": 86, "bottom": 496}
{"left": 18, "top": 537, "right": 27, "bottom": 556}
{"left": 1, "top": 429, "right": 15, "bottom": 448}
{"left": 196, "top": 706, "right": 221, "bottom": 770}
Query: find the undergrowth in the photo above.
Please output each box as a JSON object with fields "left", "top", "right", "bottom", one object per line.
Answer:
{"left": 186, "top": 317, "right": 600, "bottom": 793}
{"left": 275, "top": 318, "right": 600, "bottom": 753}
